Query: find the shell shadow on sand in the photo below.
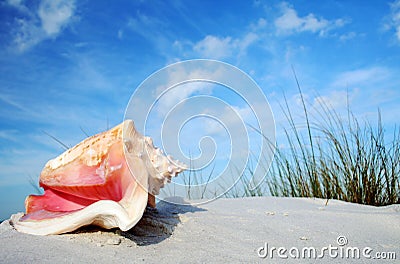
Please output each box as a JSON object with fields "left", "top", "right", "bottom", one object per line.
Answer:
{"left": 67, "top": 197, "right": 206, "bottom": 246}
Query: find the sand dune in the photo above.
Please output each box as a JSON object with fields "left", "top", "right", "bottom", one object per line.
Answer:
{"left": 1, "top": 197, "right": 399, "bottom": 263}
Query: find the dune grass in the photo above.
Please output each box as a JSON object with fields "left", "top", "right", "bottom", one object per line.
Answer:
{"left": 181, "top": 76, "right": 400, "bottom": 206}
{"left": 163, "top": 81, "right": 400, "bottom": 206}
{"left": 263, "top": 82, "right": 400, "bottom": 206}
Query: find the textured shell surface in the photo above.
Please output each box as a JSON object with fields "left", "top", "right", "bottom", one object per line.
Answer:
{"left": 11, "top": 120, "right": 185, "bottom": 235}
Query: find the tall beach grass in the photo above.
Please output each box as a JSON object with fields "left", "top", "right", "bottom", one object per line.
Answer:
{"left": 264, "top": 81, "right": 400, "bottom": 206}
{"left": 174, "top": 81, "right": 400, "bottom": 206}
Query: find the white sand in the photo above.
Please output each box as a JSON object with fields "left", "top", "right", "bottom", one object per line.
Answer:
{"left": 1, "top": 197, "right": 399, "bottom": 263}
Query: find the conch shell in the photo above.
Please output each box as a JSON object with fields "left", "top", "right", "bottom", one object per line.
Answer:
{"left": 11, "top": 120, "right": 185, "bottom": 235}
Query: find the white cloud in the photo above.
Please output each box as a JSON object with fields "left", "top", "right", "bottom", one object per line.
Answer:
{"left": 332, "top": 67, "right": 391, "bottom": 87}
{"left": 204, "top": 105, "right": 254, "bottom": 135}
{"left": 0, "top": 93, "right": 33, "bottom": 113}
{"left": 156, "top": 82, "right": 214, "bottom": 115}
{"left": 192, "top": 32, "right": 259, "bottom": 60}
{"left": 123, "top": 12, "right": 174, "bottom": 54}
{"left": 6, "top": 0, "right": 23, "bottom": 6}
{"left": 0, "top": 130, "right": 19, "bottom": 141}
{"left": 388, "top": 0, "right": 400, "bottom": 42}
{"left": 284, "top": 45, "right": 305, "bottom": 62}
{"left": 7, "top": 0, "right": 76, "bottom": 52}
{"left": 339, "top": 31, "right": 357, "bottom": 41}
{"left": 191, "top": 14, "right": 263, "bottom": 60}
{"left": 117, "top": 29, "right": 123, "bottom": 39}
{"left": 154, "top": 67, "right": 221, "bottom": 114}
{"left": 127, "top": 12, "right": 161, "bottom": 38}
{"left": 193, "top": 35, "right": 233, "bottom": 59}
{"left": 38, "top": 0, "right": 75, "bottom": 36}
{"left": 237, "top": 32, "right": 259, "bottom": 53}
{"left": 6, "top": 0, "right": 29, "bottom": 13}
{"left": 274, "top": 2, "right": 345, "bottom": 36}
{"left": 13, "top": 18, "right": 43, "bottom": 52}
{"left": 256, "top": 18, "right": 267, "bottom": 28}
{"left": 313, "top": 89, "right": 359, "bottom": 111}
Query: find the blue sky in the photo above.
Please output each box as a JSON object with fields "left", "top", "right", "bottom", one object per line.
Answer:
{"left": 1, "top": 0, "right": 400, "bottom": 219}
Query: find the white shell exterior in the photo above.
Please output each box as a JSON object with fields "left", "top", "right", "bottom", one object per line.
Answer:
{"left": 11, "top": 120, "right": 185, "bottom": 235}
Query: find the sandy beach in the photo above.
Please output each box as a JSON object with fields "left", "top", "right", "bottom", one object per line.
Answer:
{"left": 1, "top": 197, "right": 399, "bottom": 263}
